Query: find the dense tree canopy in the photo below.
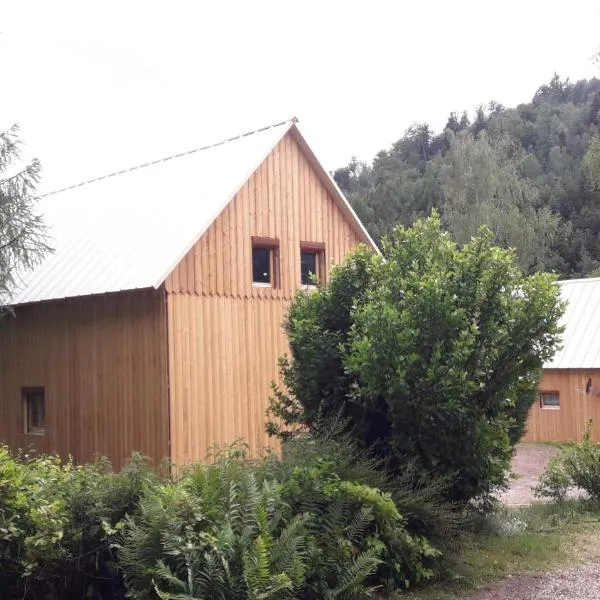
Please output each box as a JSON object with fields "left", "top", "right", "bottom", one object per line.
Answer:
{"left": 334, "top": 75, "right": 600, "bottom": 277}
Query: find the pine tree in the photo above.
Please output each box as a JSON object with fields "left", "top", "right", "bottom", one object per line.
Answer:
{"left": 0, "top": 124, "right": 48, "bottom": 304}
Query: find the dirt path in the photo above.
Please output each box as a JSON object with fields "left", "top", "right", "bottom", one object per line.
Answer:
{"left": 464, "top": 564, "right": 600, "bottom": 599}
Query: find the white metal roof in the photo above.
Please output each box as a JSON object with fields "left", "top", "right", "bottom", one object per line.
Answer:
{"left": 545, "top": 277, "right": 600, "bottom": 369}
{"left": 9, "top": 120, "right": 377, "bottom": 305}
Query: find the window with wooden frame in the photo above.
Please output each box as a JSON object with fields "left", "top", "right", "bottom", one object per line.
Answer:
{"left": 252, "top": 236, "right": 280, "bottom": 288}
{"left": 22, "top": 387, "right": 45, "bottom": 434}
{"left": 539, "top": 391, "right": 560, "bottom": 409}
{"left": 300, "top": 242, "right": 326, "bottom": 287}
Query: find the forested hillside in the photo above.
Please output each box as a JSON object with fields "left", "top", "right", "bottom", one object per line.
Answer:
{"left": 334, "top": 75, "right": 600, "bottom": 277}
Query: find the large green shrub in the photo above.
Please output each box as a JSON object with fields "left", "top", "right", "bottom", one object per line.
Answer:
{"left": 269, "top": 214, "right": 564, "bottom": 503}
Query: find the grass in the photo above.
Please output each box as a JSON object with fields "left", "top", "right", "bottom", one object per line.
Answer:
{"left": 399, "top": 499, "right": 600, "bottom": 599}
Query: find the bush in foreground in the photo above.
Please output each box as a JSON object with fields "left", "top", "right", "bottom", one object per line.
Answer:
{"left": 0, "top": 446, "right": 155, "bottom": 599}
{"left": 120, "top": 447, "right": 440, "bottom": 599}
{"left": 0, "top": 445, "right": 441, "bottom": 599}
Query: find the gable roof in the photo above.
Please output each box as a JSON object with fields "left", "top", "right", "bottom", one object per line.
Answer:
{"left": 9, "top": 120, "right": 378, "bottom": 305}
{"left": 546, "top": 277, "right": 600, "bottom": 369}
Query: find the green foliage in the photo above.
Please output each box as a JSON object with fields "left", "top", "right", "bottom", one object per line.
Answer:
{"left": 536, "top": 421, "right": 600, "bottom": 502}
{"left": 0, "top": 442, "right": 443, "bottom": 599}
{"left": 334, "top": 75, "right": 600, "bottom": 278}
{"left": 120, "top": 451, "right": 308, "bottom": 600}
{"left": 0, "top": 446, "right": 155, "bottom": 599}
{"left": 584, "top": 135, "right": 600, "bottom": 190}
{"left": 269, "top": 214, "right": 564, "bottom": 503}
{"left": 273, "top": 420, "right": 468, "bottom": 574}
{"left": 120, "top": 446, "right": 441, "bottom": 600}
{"left": 441, "top": 132, "right": 562, "bottom": 274}
{"left": 277, "top": 458, "right": 440, "bottom": 595}
{"left": 534, "top": 454, "right": 571, "bottom": 502}
{"left": 0, "top": 124, "right": 49, "bottom": 304}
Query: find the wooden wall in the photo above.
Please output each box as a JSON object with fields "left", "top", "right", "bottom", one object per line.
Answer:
{"left": 523, "top": 369, "right": 600, "bottom": 442}
{"left": 0, "top": 289, "right": 169, "bottom": 468}
{"left": 165, "top": 131, "right": 364, "bottom": 465}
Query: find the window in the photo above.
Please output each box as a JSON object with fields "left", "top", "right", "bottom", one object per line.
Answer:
{"left": 252, "top": 236, "right": 279, "bottom": 287}
{"left": 301, "top": 251, "right": 318, "bottom": 285}
{"left": 23, "top": 387, "right": 45, "bottom": 434}
{"left": 300, "top": 242, "right": 325, "bottom": 287}
{"left": 539, "top": 391, "right": 560, "bottom": 409}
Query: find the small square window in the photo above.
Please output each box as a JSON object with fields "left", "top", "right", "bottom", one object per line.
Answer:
{"left": 252, "top": 237, "right": 279, "bottom": 287}
{"left": 23, "top": 387, "right": 45, "bottom": 434}
{"left": 539, "top": 391, "right": 560, "bottom": 409}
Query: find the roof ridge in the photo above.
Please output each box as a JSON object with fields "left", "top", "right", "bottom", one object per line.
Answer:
{"left": 36, "top": 118, "right": 297, "bottom": 200}
{"left": 560, "top": 276, "right": 600, "bottom": 284}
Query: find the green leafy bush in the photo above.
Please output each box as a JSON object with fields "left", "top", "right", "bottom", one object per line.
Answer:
{"left": 0, "top": 443, "right": 442, "bottom": 599}
{"left": 277, "top": 458, "right": 440, "bottom": 594}
{"left": 534, "top": 454, "right": 571, "bottom": 502}
{"left": 536, "top": 422, "right": 600, "bottom": 502}
{"left": 269, "top": 213, "right": 564, "bottom": 503}
{"left": 0, "top": 445, "right": 155, "bottom": 600}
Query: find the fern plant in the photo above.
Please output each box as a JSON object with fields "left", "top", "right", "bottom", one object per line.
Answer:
{"left": 119, "top": 453, "right": 308, "bottom": 600}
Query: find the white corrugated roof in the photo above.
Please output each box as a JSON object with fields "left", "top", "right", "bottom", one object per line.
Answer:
{"left": 9, "top": 120, "right": 377, "bottom": 305}
{"left": 545, "top": 277, "right": 600, "bottom": 369}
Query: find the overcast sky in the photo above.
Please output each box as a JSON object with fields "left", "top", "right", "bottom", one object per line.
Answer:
{"left": 1, "top": 1, "right": 599, "bottom": 193}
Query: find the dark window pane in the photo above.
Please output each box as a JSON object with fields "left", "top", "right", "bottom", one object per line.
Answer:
{"left": 24, "top": 389, "right": 45, "bottom": 434}
{"left": 252, "top": 247, "right": 271, "bottom": 284}
{"left": 301, "top": 251, "right": 318, "bottom": 285}
{"left": 540, "top": 392, "right": 559, "bottom": 407}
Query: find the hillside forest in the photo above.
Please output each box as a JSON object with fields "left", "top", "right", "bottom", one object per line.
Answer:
{"left": 334, "top": 75, "right": 600, "bottom": 277}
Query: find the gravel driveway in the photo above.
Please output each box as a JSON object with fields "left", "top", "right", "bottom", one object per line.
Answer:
{"left": 473, "top": 443, "right": 600, "bottom": 599}
{"left": 464, "top": 565, "right": 600, "bottom": 599}
{"left": 499, "top": 443, "right": 557, "bottom": 505}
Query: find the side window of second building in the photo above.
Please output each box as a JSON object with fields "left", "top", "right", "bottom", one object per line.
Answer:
{"left": 23, "top": 387, "right": 46, "bottom": 434}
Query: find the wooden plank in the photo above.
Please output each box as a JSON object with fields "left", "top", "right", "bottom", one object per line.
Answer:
{"left": 0, "top": 289, "right": 170, "bottom": 469}
{"left": 524, "top": 369, "right": 600, "bottom": 442}
{"left": 164, "top": 130, "right": 372, "bottom": 463}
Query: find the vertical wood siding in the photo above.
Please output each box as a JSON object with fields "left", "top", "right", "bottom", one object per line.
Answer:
{"left": 166, "top": 132, "right": 364, "bottom": 465}
{"left": 523, "top": 369, "right": 600, "bottom": 442}
{"left": 0, "top": 289, "right": 169, "bottom": 468}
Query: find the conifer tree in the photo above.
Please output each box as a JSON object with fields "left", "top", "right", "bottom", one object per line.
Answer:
{"left": 0, "top": 124, "right": 48, "bottom": 303}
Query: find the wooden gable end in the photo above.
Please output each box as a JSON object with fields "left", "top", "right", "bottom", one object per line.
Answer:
{"left": 165, "top": 131, "right": 363, "bottom": 299}
{"left": 164, "top": 131, "right": 368, "bottom": 465}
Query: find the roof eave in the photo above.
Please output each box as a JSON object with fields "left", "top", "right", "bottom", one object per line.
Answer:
{"left": 287, "top": 123, "right": 381, "bottom": 255}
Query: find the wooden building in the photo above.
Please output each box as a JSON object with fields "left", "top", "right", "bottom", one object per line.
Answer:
{"left": 524, "top": 277, "right": 600, "bottom": 442}
{"left": 0, "top": 119, "right": 378, "bottom": 468}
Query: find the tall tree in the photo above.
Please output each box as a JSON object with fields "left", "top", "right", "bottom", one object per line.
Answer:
{"left": 0, "top": 125, "right": 48, "bottom": 303}
{"left": 335, "top": 74, "right": 600, "bottom": 277}
{"left": 440, "top": 131, "right": 561, "bottom": 273}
